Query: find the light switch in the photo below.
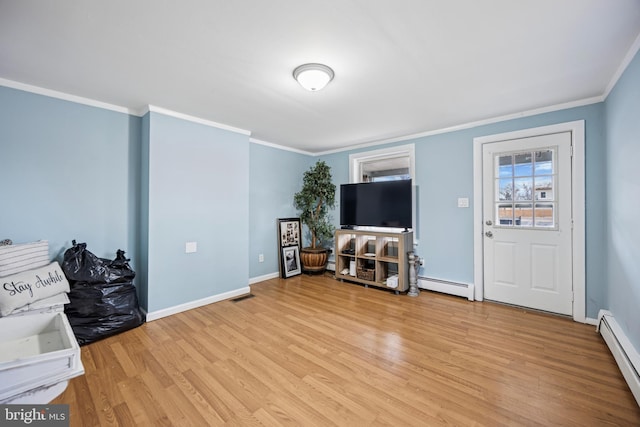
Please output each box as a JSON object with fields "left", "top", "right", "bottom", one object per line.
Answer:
{"left": 185, "top": 241, "right": 197, "bottom": 253}
{"left": 457, "top": 197, "right": 469, "bottom": 208}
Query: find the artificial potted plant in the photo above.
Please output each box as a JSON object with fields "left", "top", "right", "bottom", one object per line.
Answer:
{"left": 294, "top": 160, "right": 336, "bottom": 273}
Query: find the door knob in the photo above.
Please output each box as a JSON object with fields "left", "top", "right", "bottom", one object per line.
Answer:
{"left": 485, "top": 220, "right": 493, "bottom": 226}
{"left": 485, "top": 231, "right": 493, "bottom": 238}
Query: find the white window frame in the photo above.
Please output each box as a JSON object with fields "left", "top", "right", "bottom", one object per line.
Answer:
{"left": 348, "top": 144, "right": 417, "bottom": 235}
{"left": 349, "top": 144, "right": 416, "bottom": 183}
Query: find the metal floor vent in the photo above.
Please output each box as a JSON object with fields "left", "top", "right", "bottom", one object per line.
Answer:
{"left": 231, "top": 294, "right": 255, "bottom": 303}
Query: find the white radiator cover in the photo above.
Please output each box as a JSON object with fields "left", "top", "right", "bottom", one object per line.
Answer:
{"left": 418, "top": 277, "right": 474, "bottom": 301}
{"left": 597, "top": 310, "right": 640, "bottom": 406}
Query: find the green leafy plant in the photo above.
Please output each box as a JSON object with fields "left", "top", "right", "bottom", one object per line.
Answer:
{"left": 294, "top": 160, "right": 336, "bottom": 249}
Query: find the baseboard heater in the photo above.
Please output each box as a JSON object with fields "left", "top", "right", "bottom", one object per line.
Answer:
{"left": 418, "top": 277, "right": 474, "bottom": 301}
{"left": 597, "top": 310, "right": 640, "bottom": 406}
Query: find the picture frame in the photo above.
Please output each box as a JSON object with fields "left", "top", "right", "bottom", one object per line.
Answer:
{"left": 277, "top": 218, "right": 302, "bottom": 278}
{"left": 277, "top": 217, "right": 301, "bottom": 249}
{"left": 281, "top": 246, "right": 302, "bottom": 278}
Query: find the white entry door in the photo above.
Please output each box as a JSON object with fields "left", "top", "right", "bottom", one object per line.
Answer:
{"left": 482, "top": 132, "right": 573, "bottom": 315}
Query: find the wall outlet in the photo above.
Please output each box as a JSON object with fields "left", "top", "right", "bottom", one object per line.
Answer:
{"left": 457, "top": 197, "right": 469, "bottom": 208}
{"left": 258, "top": 254, "right": 264, "bottom": 263}
{"left": 185, "top": 241, "right": 197, "bottom": 253}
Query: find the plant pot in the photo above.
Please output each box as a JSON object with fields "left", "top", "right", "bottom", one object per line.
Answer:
{"left": 300, "top": 247, "right": 329, "bottom": 274}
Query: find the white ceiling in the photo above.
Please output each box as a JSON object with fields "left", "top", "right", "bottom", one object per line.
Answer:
{"left": 1, "top": 1, "right": 639, "bottom": 153}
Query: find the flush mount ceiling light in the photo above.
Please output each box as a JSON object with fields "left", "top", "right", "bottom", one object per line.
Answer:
{"left": 293, "top": 63, "right": 334, "bottom": 91}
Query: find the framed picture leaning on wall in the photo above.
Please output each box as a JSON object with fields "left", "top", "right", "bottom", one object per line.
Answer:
{"left": 282, "top": 245, "right": 302, "bottom": 278}
{"left": 278, "top": 218, "right": 301, "bottom": 248}
{"left": 277, "top": 218, "right": 302, "bottom": 278}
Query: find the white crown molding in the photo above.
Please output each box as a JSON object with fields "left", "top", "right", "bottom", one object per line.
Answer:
{"left": 0, "top": 79, "right": 253, "bottom": 136}
{"left": 603, "top": 31, "right": 640, "bottom": 99}
{"left": 0, "top": 78, "right": 135, "bottom": 115}
{"left": 3, "top": 60, "right": 628, "bottom": 156}
{"left": 249, "top": 137, "right": 315, "bottom": 156}
{"left": 145, "top": 105, "right": 251, "bottom": 136}
{"left": 314, "top": 95, "right": 603, "bottom": 156}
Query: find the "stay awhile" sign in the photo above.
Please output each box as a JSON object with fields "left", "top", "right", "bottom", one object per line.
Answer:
{"left": 0, "top": 262, "right": 70, "bottom": 316}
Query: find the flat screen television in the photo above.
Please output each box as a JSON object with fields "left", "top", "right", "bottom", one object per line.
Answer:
{"left": 340, "top": 180, "right": 412, "bottom": 229}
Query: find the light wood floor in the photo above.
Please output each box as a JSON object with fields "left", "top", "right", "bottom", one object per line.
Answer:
{"left": 53, "top": 273, "right": 640, "bottom": 426}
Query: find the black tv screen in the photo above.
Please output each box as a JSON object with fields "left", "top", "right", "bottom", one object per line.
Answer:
{"left": 340, "top": 180, "right": 413, "bottom": 229}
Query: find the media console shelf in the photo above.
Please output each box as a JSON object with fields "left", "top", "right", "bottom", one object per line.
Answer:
{"left": 334, "top": 229, "right": 414, "bottom": 294}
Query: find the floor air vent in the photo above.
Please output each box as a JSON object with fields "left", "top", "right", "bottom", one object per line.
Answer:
{"left": 231, "top": 294, "right": 255, "bottom": 303}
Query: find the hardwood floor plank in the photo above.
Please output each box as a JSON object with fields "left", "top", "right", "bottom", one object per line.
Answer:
{"left": 182, "top": 368, "right": 247, "bottom": 422}
{"left": 204, "top": 362, "right": 266, "bottom": 414}
{"left": 302, "top": 373, "right": 377, "bottom": 424}
{"left": 138, "top": 369, "right": 190, "bottom": 426}
{"left": 163, "top": 384, "right": 212, "bottom": 426}
{"left": 109, "top": 342, "right": 138, "bottom": 378}
{"left": 137, "top": 349, "right": 174, "bottom": 388}
{"left": 111, "top": 402, "right": 136, "bottom": 427}
{"left": 176, "top": 338, "right": 218, "bottom": 368}
{"left": 115, "top": 376, "right": 157, "bottom": 426}
{"left": 213, "top": 358, "right": 271, "bottom": 401}
{"left": 262, "top": 390, "right": 335, "bottom": 427}
{"left": 51, "top": 275, "right": 640, "bottom": 426}
{"left": 251, "top": 407, "right": 286, "bottom": 426}
{"left": 65, "top": 374, "right": 100, "bottom": 427}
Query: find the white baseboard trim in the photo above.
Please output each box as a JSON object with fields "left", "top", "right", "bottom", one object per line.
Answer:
{"left": 418, "top": 277, "right": 475, "bottom": 301}
{"left": 145, "top": 286, "right": 251, "bottom": 322}
{"left": 597, "top": 310, "right": 640, "bottom": 406}
{"left": 249, "top": 272, "right": 279, "bottom": 284}
{"left": 585, "top": 317, "right": 599, "bottom": 326}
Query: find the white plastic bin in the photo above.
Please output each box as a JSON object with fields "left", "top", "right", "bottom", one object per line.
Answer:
{"left": 0, "top": 312, "right": 83, "bottom": 402}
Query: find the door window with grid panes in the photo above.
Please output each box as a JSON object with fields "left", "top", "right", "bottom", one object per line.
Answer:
{"left": 495, "top": 149, "right": 556, "bottom": 229}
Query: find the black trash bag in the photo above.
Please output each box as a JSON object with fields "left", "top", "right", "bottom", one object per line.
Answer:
{"left": 64, "top": 283, "right": 144, "bottom": 345}
{"left": 61, "top": 241, "right": 144, "bottom": 345}
{"left": 65, "top": 281, "right": 141, "bottom": 318}
{"left": 62, "top": 240, "right": 135, "bottom": 285}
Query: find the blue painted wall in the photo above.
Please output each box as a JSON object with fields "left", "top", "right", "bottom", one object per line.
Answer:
{"left": 319, "top": 103, "right": 607, "bottom": 318}
{"left": 144, "top": 112, "right": 250, "bottom": 313}
{"left": 249, "top": 143, "right": 311, "bottom": 278}
{"left": 0, "top": 86, "right": 141, "bottom": 266}
{"left": 0, "top": 71, "right": 626, "bottom": 326}
{"left": 605, "top": 49, "right": 640, "bottom": 350}
{"left": 0, "top": 87, "right": 251, "bottom": 315}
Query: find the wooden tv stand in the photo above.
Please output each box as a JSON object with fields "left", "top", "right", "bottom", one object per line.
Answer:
{"left": 334, "top": 229, "right": 413, "bottom": 294}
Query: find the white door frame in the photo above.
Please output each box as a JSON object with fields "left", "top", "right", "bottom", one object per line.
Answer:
{"left": 472, "top": 120, "right": 586, "bottom": 322}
